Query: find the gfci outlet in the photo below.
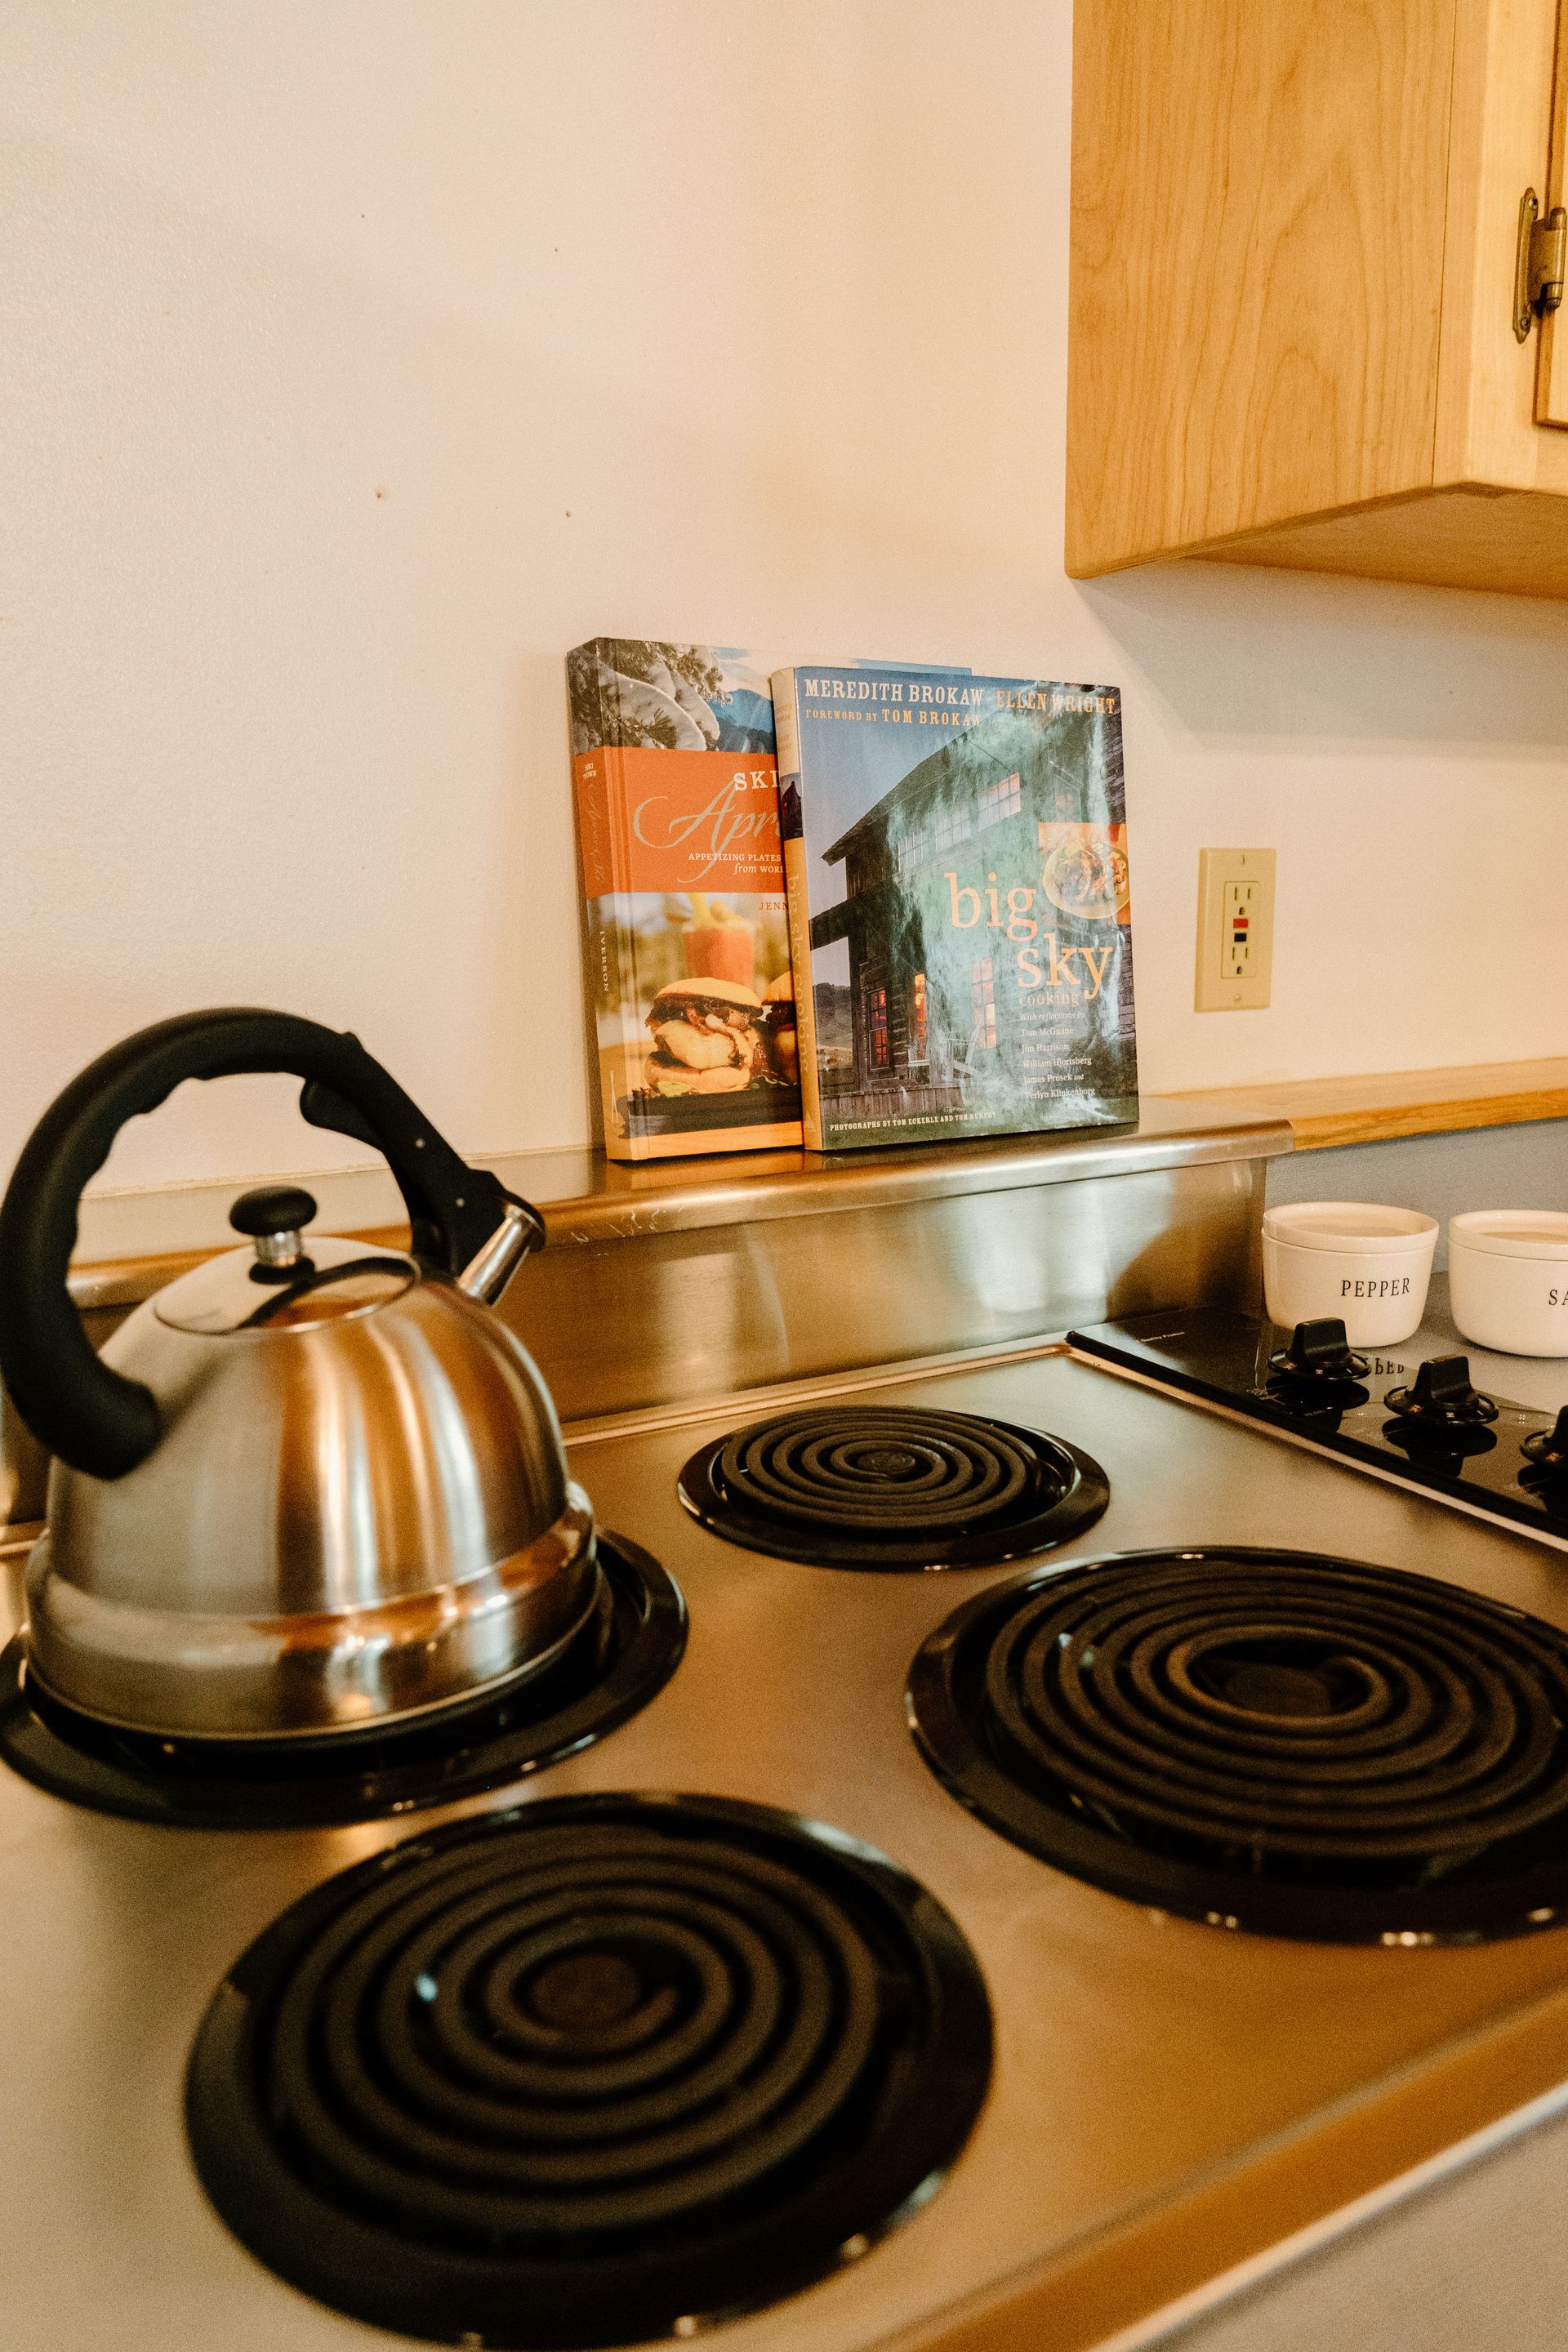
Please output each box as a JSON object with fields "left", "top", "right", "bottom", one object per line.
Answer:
{"left": 1195, "top": 847, "right": 1276, "bottom": 1011}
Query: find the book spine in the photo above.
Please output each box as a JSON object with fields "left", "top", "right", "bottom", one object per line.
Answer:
{"left": 568, "top": 635, "right": 608, "bottom": 753}
{"left": 772, "top": 669, "right": 824, "bottom": 1152}
{"left": 567, "top": 642, "right": 639, "bottom": 1160}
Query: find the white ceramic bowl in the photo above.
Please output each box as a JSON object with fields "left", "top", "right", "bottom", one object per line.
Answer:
{"left": 1448, "top": 1211, "right": 1568, "bottom": 1356}
{"left": 1262, "top": 1201, "right": 1438, "bottom": 1347}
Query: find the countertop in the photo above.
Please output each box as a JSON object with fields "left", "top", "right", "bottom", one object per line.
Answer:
{"left": 1155, "top": 1058, "right": 1568, "bottom": 1152}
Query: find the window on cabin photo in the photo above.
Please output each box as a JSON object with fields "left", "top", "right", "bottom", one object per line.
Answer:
{"left": 978, "top": 772, "right": 1021, "bottom": 829}
{"left": 934, "top": 805, "right": 971, "bottom": 851}
{"left": 908, "top": 972, "right": 928, "bottom": 1064}
{"left": 868, "top": 985, "right": 890, "bottom": 1069}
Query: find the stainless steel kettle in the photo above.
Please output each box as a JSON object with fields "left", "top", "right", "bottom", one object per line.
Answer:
{"left": 0, "top": 1009, "right": 596, "bottom": 1741}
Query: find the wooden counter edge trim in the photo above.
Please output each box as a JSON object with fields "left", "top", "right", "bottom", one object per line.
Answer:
{"left": 1153, "top": 1062, "right": 1568, "bottom": 1153}
{"left": 1288, "top": 1086, "right": 1568, "bottom": 1151}
{"left": 882, "top": 1975, "right": 1568, "bottom": 2352}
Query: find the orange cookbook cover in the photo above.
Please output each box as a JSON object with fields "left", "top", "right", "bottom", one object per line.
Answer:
{"left": 567, "top": 640, "right": 803, "bottom": 1160}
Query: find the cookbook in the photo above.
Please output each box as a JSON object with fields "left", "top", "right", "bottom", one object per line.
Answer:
{"left": 568, "top": 639, "right": 803, "bottom": 1160}
{"left": 770, "top": 662, "right": 1138, "bottom": 1151}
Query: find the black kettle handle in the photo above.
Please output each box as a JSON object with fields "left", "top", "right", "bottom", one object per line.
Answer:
{"left": 0, "top": 1009, "right": 543, "bottom": 1481}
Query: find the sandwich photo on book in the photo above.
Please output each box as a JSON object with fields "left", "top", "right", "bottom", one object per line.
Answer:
{"left": 772, "top": 663, "right": 1137, "bottom": 1152}
{"left": 567, "top": 639, "right": 802, "bottom": 1161}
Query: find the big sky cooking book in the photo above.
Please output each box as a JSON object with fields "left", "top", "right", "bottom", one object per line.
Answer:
{"left": 568, "top": 638, "right": 802, "bottom": 1161}
{"left": 771, "top": 662, "right": 1138, "bottom": 1152}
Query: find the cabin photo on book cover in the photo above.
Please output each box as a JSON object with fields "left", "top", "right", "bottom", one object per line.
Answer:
{"left": 772, "top": 665, "right": 1138, "bottom": 1151}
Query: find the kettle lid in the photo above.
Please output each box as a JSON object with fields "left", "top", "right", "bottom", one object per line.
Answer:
{"left": 154, "top": 1185, "right": 416, "bottom": 1335}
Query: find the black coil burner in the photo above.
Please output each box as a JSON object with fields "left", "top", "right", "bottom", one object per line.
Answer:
{"left": 908, "top": 1548, "right": 1568, "bottom": 1944}
{"left": 0, "top": 1537, "right": 683, "bottom": 1830}
{"left": 679, "top": 1405, "right": 1109, "bottom": 1570}
{"left": 187, "top": 1792, "right": 993, "bottom": 2347}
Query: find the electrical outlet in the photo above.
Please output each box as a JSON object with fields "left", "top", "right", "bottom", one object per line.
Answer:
{"left": 1196, "top": 847, "right": 1276, "bottom": 1011}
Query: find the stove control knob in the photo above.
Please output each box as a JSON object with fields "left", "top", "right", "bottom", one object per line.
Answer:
{"left": 1521, "top": 1409, "right": 1568, "bottom": 1475}
{"left": 1269, "top": 1317, "right": 1370, "bottom": 1386}
{"left": 1384, "top": 1354, "right": 1499, "bottom": 1427}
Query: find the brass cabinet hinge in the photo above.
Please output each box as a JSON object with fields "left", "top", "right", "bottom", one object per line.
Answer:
{"left": 1514, "top": 189, "right": 1567, "bottom": 341}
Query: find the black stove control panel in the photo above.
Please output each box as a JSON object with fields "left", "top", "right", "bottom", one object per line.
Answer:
{"left": 1069, "top": 1309, "right": 1568, "bottom": 1541}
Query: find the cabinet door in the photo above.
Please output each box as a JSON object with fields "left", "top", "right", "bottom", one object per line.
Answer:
{"left": 1539, "top": 0, "right": 1568, "bottom": 421}
{"left": 1067, "top": 0, "right": 1459, "bottom": 575}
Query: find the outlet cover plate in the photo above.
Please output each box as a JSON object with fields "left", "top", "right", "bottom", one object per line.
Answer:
{"left": 1196, "top": 847, "right": 1276, "bottom": 1011}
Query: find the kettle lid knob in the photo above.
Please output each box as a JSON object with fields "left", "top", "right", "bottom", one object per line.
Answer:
{"left": 230, "top": 1185, "right": 317, "bottom": 1272}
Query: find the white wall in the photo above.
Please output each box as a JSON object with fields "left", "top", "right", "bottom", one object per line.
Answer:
{"left": 7, "top": 0, "right": 1568, "bottom": 1227}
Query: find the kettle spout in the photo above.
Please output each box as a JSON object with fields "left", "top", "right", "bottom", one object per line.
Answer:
{"left": 456, "top": 1199, "right": 542, "bottom": 1306}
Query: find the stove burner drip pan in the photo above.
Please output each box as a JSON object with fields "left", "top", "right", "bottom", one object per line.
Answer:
{"left": 186, "top": 1793, "right": 992, "bottom": 2348}
{"left": 679, "top": 1405, "right": 1109, "bottom": 1569}
{"left": 909, "top": 1548, "right": 1568, "bottom": 1943}
{"left": 0, "top": 1536, "right": 684, "bottom": 1829}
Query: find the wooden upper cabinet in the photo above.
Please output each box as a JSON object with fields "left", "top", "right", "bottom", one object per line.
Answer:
{"left": 1067, "top": 0, "right": 1568, "bottom": 597}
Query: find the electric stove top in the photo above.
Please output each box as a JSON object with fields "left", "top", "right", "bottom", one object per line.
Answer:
{"left": 187, "top": 1793, "right": 991, "bottom": 2347}
{"left": 0, "top": 1536, "right": 684, "bottom": 1828}
{"left": 909, "top": 1546, "right": 1568, "bottom": 1944}
{"left": 1071, "top": 1306, "right": 1568, "bottom": 1544}
{"left": 11, "top": 1343, "right": 1568, "bottom": 2352}
{"left": 677, "top": 1403, "right": 1108, "bottom": 1569}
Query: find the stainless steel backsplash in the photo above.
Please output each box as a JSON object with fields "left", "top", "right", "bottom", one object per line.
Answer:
{"left": 505, "top": 1155, "right": 1267, "bottom": 1422}
{"left": 2, "top": 1119, "right": 1284, "bottom": 1523}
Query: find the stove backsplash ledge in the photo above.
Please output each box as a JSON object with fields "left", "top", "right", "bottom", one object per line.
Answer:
{"left": 2, "top": 1118, "right": 1282, "bottom": 1526}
